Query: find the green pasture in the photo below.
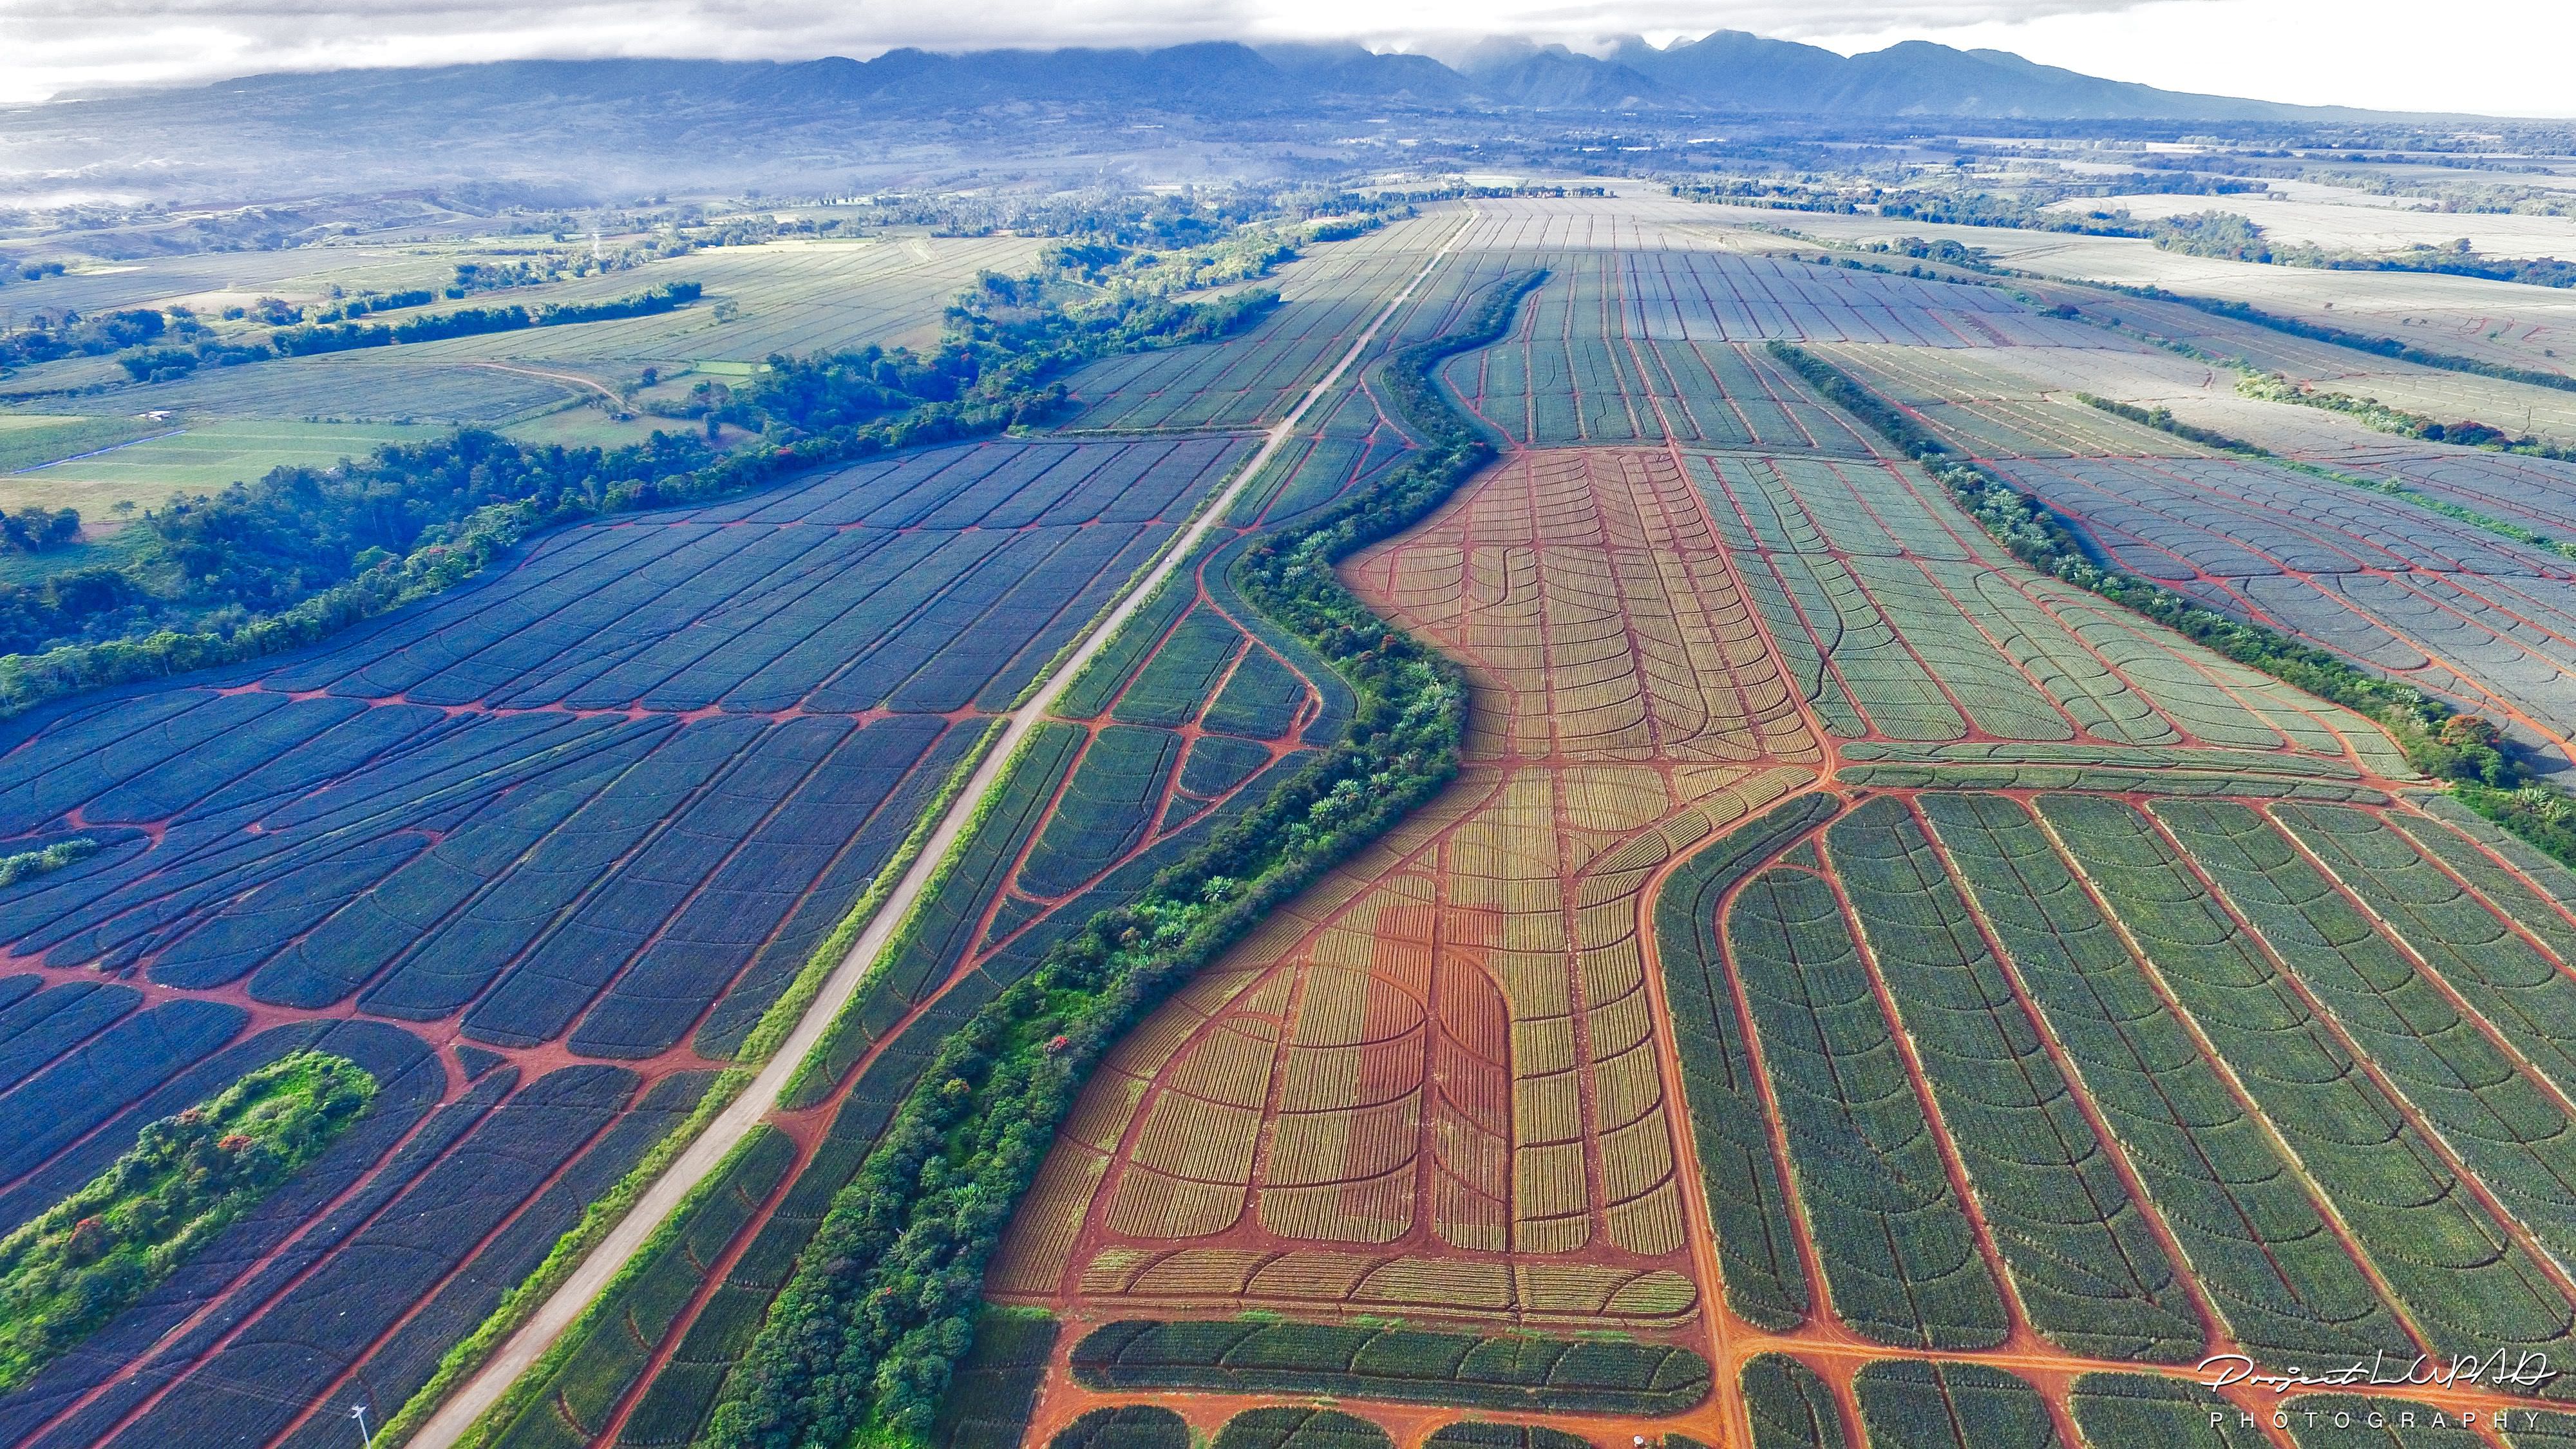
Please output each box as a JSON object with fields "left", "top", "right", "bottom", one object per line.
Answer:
{"left": 3, "top": 418, "right": 448, "bottom": 513}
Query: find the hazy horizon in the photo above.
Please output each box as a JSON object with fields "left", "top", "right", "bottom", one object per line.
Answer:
{"left": 7, "top": 0, "right": 2571, "bottom": 118}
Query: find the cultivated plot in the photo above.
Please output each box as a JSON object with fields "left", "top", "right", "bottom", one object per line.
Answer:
{"left": 1063, "top": 214, "right": 1470, "bottom": 433}
{"left": 99, "top": 357, "right": 591, "bottom": 425}
{"left": 392, "top": 235, "right": 1043, "bottom": 363}
{"left": 1680, "top": 201, "right": 2576, "bottom": 383}
{"left": 1693, "top": 446, "right": 2409, "bottom": 776}
{"left": 1994, "top": 451, "right": 2576, "bottom": 772}
{"left": 1659, "top": 785, "right": 2576, "bottom": 1445}
{"left": 1433, "top": 254, "right": 1877, "bottom": 452}
{"left": 0, "top": 433, "right": 1247, "bottom": 1449}
{"left": 8, "top": 419, "right": 448, "bottom": 507}
{"left": 522, "top": 448, "right": 1384, "bottom": 1449}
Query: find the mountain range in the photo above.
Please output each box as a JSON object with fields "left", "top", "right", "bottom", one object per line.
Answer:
{"left": 0, "top": 31, "right": 2418, "bottom": 204}
{"left": 72, "top": 31, "right": 2365, "bottom": 125}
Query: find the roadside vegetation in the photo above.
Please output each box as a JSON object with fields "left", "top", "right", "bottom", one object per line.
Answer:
{"left": 692, "top": 270, "right": 1544, "bottom": 1449}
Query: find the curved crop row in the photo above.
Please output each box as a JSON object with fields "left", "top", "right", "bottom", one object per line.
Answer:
{"left": 1651, "top": 793, "right": 1838, "bottom": 1331}
{"left": 1727, "top": 858, "right": 2011, "bottom": 1350}
{"left": 2156, "top": 799, "right": 2576, "bottom": 1272}
{"left": 1915, "top": 792, "right": 2412, "bottom": 1364}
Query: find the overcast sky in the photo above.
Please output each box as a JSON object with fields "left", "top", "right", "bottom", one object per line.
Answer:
{"left": 4, "top": 0, "right": 2569, "bottom": 117}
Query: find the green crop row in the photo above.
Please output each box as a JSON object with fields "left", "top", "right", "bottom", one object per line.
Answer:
{"left": 473, "top": 1127, "right": 799, "bottom": 1449}
{"left": 1016, "top": 724, "right": 1184, "bottom": 900}
{"left": 2282, "top": 804, "right": 2576, "bottom": 1101}
{"left": 923, "top": 1309, "right": 1057, "bottom": 1449}
{"left": 1739, "top": 1354, "right": 1847, "bottom": 1449}
{"left": 1048, "top": 1405, "right": 1191, "bottom": 1449}
{"left": 1423, "top": 1421, "right": 1595, "bottom": 1449}
{"left": 2067, "top": 1372, "right": 2262, "bottom": 1448}
{"left": 1829, "top": 799, "right": 2203, "bottom": 1362}
{"left": 1068, "top": 1319, "right": 1712, "bottom": 1415}
{"left": 1728, "top": 858, "right": 2011, "bottom": 1350}
{"left": 1109, "top": 606, "right": 1244, "bottom": 728}
{"left": 2157, "top": 799, "right": 2576, "bottom": 1271}
{"left": 1652, "top": 793, "right": 1838, "bottom": 1331}
{"left": 1213, "top": 1407, "right": 1393, "bottom": 1449}
{"left": 1917, "top": 793, "right": 2412, "bottom": 1365}
{"left": 2085, "top": 383, "right": 2576, "bottom": 564}
{"left": 1853, "top": 1359, "right": 2063, "bottom": 1449}
{"left": 1052, "top": 559, "right": 1202, "bottom": 720}
{"left": 2037, "top": 794, "right": 2576, "bottom": 1362}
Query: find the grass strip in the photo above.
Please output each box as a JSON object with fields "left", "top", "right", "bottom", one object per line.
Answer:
{"left": 0, "top": 417, "right": 166, "bottom": 475}
{"left": 697, "top": 269, "right": 1548, "bottom": 1449}
{"left": 0, "top": 1051, "right": 374, "bottom": 1394}
{"left": 1772, "top": 341, "right": 2576, "bottom": 866}
{"left": 774, "top": 720, "right": 1048, "bottom": 1112}
{"left": 728, "top": 717, "right": 1006, "bottom": 1070}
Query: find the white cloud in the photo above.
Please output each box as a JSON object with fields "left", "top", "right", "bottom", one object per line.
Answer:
{"left": 0, "top": 0, "right": 2565, "bottom": 116}
{"left": 1804, "top": 0, "right": 2576, "bottom": 118}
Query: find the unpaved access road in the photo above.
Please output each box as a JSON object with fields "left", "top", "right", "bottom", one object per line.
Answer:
{"left": 406, "top": 205, "right": 1477, "bottom": 1449}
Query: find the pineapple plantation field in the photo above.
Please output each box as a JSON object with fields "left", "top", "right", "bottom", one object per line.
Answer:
{"left": 18, "top": 187, "right": 2576, "bottom": 1449}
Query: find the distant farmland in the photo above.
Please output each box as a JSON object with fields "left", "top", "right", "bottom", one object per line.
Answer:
{"left": 1812, "top": 330, "right": 2576, "bottom": 775}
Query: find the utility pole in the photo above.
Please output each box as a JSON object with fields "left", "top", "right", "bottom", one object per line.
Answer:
{"left": 351, "top": 1403, "right": 376, "bottom": 1449}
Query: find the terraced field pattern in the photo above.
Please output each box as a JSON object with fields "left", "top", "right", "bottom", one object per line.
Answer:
{"left": 993, "top": 202, "right": 2576, "bottom": 1448}
{"left": 13, "top": 196, "right": 2576, "bottom": 1449}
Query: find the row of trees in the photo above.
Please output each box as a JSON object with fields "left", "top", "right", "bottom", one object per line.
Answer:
{"left": 1772, "top": 342, "right": 2557, "bottom": 819}
{"left": 119, "top": 281, "right": 706, "bottom": 380}
{"left": 694, "top": 269, "right": 1545, "bottom": 1449}
{"left": 0, "top": 258, "right": 1279, "bottom": 715}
